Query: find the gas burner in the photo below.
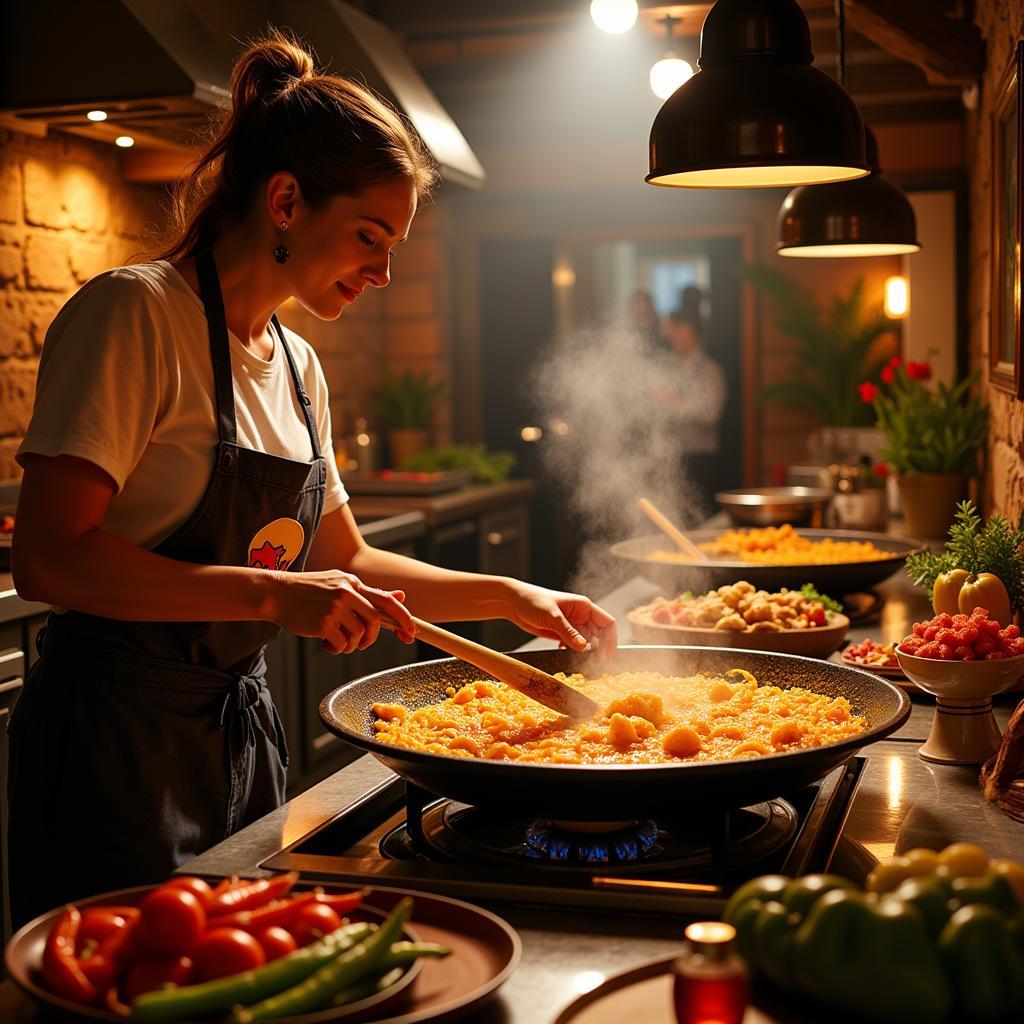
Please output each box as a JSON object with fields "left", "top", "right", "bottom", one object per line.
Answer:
{"left": 524, "top": 820, "right": 661, "bottom": 865}
{"left": 380, "top": 795, "right": 800, "bottom": 879}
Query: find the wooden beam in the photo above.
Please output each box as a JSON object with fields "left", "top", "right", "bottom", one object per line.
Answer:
{"left": 846, "top": 0, "right": 983, "bottom": 86}
{"left": 120, "top": 148, "right": 197, "bottom": 184}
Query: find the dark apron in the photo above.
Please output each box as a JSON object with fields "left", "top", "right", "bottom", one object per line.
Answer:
{"left": 7, "top": 250, "right": 326, "bottom": 927}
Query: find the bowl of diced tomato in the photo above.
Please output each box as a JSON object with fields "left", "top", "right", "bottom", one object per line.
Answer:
{"left": 895, "top": 607, "right": 1024, "bottom": 701}
{"left": 4, "top": 871, "right": 447, "bottom": 1022}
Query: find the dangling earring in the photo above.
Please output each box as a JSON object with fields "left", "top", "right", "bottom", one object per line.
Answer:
{"left": 273, "top": 220, "right": 290, "bottom": 264}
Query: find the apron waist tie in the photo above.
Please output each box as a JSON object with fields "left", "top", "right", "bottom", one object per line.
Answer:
{"left": 217, "top": 668, "right": 266, "bottom": 752}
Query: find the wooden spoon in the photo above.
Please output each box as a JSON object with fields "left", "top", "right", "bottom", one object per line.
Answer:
{"left": 638, "top": 497, "right": 707, "bottom": 561}
{"left": 381, "top": 615, "right": 599, "bottom": 719}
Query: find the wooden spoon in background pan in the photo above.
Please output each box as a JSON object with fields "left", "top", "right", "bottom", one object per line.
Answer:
{"left": 638, "top": 497, "right": 708, "bottom": 561}
{"left": 381, "top": 614, "right": 600, "bottom": 719}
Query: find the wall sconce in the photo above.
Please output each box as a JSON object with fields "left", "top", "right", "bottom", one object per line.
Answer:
{"left": 884, "top": 275, "right": 909, "bottom": 319}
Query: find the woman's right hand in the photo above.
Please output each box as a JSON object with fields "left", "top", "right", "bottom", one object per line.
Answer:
{"left": 266, "top": 569, "right": 416, "bottom": 654}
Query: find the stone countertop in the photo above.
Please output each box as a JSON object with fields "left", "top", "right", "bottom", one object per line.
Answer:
{"left": 347, "top": 479, "right": 537, "bottom": 527}
{"left": 6, "top": 557, "right": 1024, "bottom": 1023}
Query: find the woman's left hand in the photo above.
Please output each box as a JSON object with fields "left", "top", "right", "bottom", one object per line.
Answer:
{"left": 505, "top": 582, "right": 617, "bottom": 658}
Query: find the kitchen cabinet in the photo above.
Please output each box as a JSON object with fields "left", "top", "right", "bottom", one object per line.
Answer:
{"left": 478, "top": 504, "right": 532, "bottom": 650}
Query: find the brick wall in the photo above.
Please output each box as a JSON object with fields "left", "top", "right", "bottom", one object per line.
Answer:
{"left": 0, "top": 129, "right": 164, "bottom": 481}
{"left": 970, "top": 1, "right": 1024, "bottom": 519}
{"left": 0, "top": 127, "right": 454, "bottom": 482}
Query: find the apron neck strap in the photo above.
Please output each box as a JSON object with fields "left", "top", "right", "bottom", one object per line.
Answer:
{"left": 271, "top": 315, "right": 322, "bottom": 461}
{"left": 195, "top": 249, "right": 237, "bottom": 447}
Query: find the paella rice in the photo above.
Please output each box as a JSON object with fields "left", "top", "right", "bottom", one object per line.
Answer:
{"left": 647, "top": 523, "right": 891, "bottom": 566}
{"left": 370, "top": 668, "right": 866, "bottom": 765}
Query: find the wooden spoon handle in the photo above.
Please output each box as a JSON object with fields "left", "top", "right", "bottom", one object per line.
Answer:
{"left": 382, "top": 615, "right": 599, "bottom": 719}
{"left": 638, "top": 497, "right": 706, "bottom": 561}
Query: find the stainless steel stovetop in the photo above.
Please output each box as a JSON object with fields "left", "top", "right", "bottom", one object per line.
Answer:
{"left": 262, "top": 758, "right": 865, "bottom": 916}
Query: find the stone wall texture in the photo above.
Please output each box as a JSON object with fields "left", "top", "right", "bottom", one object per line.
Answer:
{"left": 0, "top": 127, "right": 453, "bottom": 482}
{"left": 972, "top": 1, "right": 1024, "bottom": 518}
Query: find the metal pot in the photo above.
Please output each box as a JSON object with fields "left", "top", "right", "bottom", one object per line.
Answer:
{"left": 715, "top": 487, "right": 833, "bottom": 527}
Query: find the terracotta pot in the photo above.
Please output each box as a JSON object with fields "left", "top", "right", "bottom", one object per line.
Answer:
{"left": 388, "top": 428, "right": 429, "bottom": 467}
{"left": 896, "top": 473, "right": 969, "bottom": 539}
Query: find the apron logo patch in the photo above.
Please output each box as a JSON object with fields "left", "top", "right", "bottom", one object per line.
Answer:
{"left": 248, "top": 518, "right": 305, "bottom": 571}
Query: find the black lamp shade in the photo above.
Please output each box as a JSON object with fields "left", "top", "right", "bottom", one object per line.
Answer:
{"left": 776, "top": 130, "right": 921, "bottom": 257}
{"left": 647, "top": 0, "right": 869, "bottom": 189}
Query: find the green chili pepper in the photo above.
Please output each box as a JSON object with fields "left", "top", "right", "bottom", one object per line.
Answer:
{"left": 231, "top": 897, "right": 413, "bottom": 1022}
{"left": 131, "top": 922, "right": 372, "bottom": 1020}
{"left": 331, "top": 942, "right": 451, "bottom": 1007}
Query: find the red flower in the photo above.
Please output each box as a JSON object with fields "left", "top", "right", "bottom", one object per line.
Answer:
{"left": 872, "top": 462, "right": 891, "bottom": 479}
{"left": 907, "top": 361, "right": 932, "bottom": 380}
{"left": 857, "top": 381, "right": 879, "bottom": 403}
{"left": 887, "top": 355, "right": 903, "bottom": 368}
{"left": 881, "top": 365, "right": 895, "bottom": 384}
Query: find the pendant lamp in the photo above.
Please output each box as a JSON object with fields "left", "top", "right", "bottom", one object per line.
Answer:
{"left": 646, "top": 0, "right": 869, "bottom": 189}
{"left": 776, "top": 128, "right": 920, "bottom": 256}
{"left": 775, "top": 0, "right": 920, "bottom": 257}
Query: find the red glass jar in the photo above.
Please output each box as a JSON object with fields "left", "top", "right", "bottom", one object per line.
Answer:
{"left": 672, "top": 921, "right": 749, "bottom": 1024}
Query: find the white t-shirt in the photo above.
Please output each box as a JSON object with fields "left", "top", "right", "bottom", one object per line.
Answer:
{"left": 16, "top": 260, "right": 347, "bottom": 550}
{"left": 666, "top": 348, "right": 727, "bottom": 455}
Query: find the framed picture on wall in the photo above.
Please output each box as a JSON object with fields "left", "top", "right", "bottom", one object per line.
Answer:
{"left": 991, "top": 42, "right": 1024, "bottom": 396}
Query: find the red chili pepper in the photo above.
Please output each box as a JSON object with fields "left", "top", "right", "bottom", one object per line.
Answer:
{"left": 79, "top": 916, "right": 140, "bottom": 995}
{"left": 312, "top": 889, "right": 364, "bottom": 914}
{"left": 211, "top": 875, "right": 240, "bottom": 899}
{"left": 207, "top": 871, "right": 299, "bottom": 915}
{"left": 42, "top": 907, "right": 97, "bottom": 1005}
{"left": 212, "top": 892, "right": 318, "bottom": 932}
{"left": 105, "top": 983, "right": 133, "bottom": 1018}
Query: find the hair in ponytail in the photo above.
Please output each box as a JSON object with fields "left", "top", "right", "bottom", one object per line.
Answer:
{"left": 157, "top": 28, "right": 437, "bottom": 262}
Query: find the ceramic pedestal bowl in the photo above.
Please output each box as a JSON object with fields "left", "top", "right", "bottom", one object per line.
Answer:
{"left": 894, "top": 646, "right": 1024, "bottom": 765}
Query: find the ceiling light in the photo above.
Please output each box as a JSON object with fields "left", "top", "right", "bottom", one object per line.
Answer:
{"left": 884, "top": 276, "right": 909, "bottom": 318}
{"left": 115, "top": 135, "right": 135, "bottom": 148}
{"left": 646, "top": 0, "right": 868, "bottom": 189}
{"left": 590, "top": 0, "right": 637, "bottom": 34}
{"left": 649, "top": 15, "right": 694, "bottom": 100}
{"left": 86, "top": 110, "right": 107, "bottom": 122}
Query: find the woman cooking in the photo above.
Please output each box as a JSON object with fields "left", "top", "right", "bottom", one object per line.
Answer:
{"left": 8, "top": 31, "right": 616, "bottom": 927}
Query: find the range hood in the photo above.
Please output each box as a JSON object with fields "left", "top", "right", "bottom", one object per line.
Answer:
{"left": 0, "top": 0, "right": 231, "bottom": 150}
{"left": 273, "top": 1, "right": 486, "bottom": 190}
{"left": 1, "top": 0, "right": 485, "bottom": 190}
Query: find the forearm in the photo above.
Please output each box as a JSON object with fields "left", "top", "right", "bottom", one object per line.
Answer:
{"left": 345, "top": 545, "right": 516, "bottom": 623}
{"left": 14, "top": 527, "right": 275, "bottom": 622}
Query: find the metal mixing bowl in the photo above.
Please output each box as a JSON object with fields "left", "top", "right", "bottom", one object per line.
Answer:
{"left": 715, "top": 486, "right": 834, "bottom": 527}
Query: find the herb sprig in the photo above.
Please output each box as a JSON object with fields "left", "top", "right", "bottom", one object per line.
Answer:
{"left": 904, "top": 501, "right": 1024, "bottom": 612}
{"left": 799, "top": 584, "right": 843, "bottom": 615}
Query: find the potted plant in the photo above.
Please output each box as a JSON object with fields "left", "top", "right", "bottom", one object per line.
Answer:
{"left": 743, "top": 266, "right": 896, "bottom": 461}
{"left": 368, "top": 368, "right": 447, "bottom": 467}
{"left": 861, "top": 358, "right": 988, "bottom": 538}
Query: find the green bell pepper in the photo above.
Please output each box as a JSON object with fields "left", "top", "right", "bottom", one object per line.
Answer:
{"left": 938, "top": 904, "right": 1024, "bottom": 1019}
{"left": 750, "top": 901, "right": 798, "bottom": 989}
{"left": 722, "top": 875, "right": 790, "bottom": 967}
{"left": 793, "top": 889, "right": 951, "bottom": 1024}
{"left": 884, "top": 875, "right": 954, "bottom": 938}
{"left": 948, "top": 871, "right": 1020, "bottom": 915}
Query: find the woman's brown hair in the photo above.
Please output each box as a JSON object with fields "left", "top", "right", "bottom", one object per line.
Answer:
{"left": 158, "top": 28, "right": 437, "bottom": 261}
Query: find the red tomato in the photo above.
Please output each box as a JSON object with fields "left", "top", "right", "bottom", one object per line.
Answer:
{"left": 76, "top": 907, "right": 138, "bottom": 954}
{"left": 288, "top": 903, "right": 343, "bottom": 947}
{"left": 255, "top": 925, "right": 298, "bottom": 962}
{"left": 164, "top": 876, "right": 215, "bottom": 909}
{"left": 121, "top": 954, "right": 192, "bottom": 1001}
{"left": 138, "top": 887, "right": 206, "bottom": 956}
{"left": 192, "top": 927, "right": 266, "bottom": 982}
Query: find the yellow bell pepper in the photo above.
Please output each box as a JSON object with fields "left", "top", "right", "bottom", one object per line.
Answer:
{"left": 957, "top": 573, "right": 1013, "bottom": 627}
{"left": 932, "top": 569, "right": 970, "bottom": 616}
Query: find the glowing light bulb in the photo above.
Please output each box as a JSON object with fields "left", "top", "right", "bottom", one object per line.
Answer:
{"left": 115, "top": 135, "right": 135, "bottom": 148}
{"left": 552, "top": 264, "right": 576, "bottom": 288}
{"left": 86, "top": 110, "right": 107, "bottom": 122}
{"left": 590, "top": 0, "right": 637, "bottom": 34}
{"left": 650, "top": 56, "right": 694, "bottom": 99}
{"left": 884, "top": 275, "right": 909, "bottom": 318}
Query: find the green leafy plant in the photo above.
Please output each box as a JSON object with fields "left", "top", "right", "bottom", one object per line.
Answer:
{"left": 905, "top": 501, "right": 1024, "bottom": 612}
{"left": 400, "top": 443, "right": 517, "bottom": 484}
{"left": 368, "top": 368, "right": 447, "bottom": 430}
{"left": 742, "top": 265, "right": 896, "bottom": 426}
{"left": 799, "top": 583, "right": 843, "bottom": 616}
{"left": 870, "top": 367, "right": 988, "bottom": 476}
